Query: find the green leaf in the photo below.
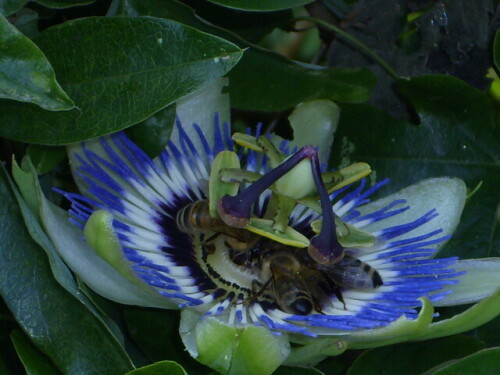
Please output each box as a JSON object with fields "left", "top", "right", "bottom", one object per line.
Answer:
{"left": 124, "top": 309, "right": 207, "bottom": 374}
{"left": 332, "top": 75, "right": 499, "bottom": 261}
{"left": 229, "top": 49, "right": 376, "bottom": 111}
{"left": 0, "top": 0, "right": 28, "bottom": 16}
{"left": 26, "top": 144, "right": 66, "bottom": 174}
{"left": 10, "top": 330, "right": 62, "bottom": 375}
{"left": 125, "top": 361, "right": 187, "bottom": 375}
{"left": 206, "top": 0, "right": 312, "bottom": 11}
{"left": 494, "top": 29, "right": 500, "bottom": 73}
{"left": 274, "top": 367, "right": 325, "bottom": 375}
{"left": 426, "top": 347, "right": 500, "bottom": 375}
{"left": 34, "top": 0, "right": 95, "bottom": 8}
{"left": 117, "top": 0, "right": 215, "bottom": 31}
{"left": 346, "top": 336, "right": 485, "bottom": 375}
{"left": 126, "top": 104, "right": 175, "bottom": 159}
{"left": 0, "top": 16, "right": 243, "bottom": 144}
{"left": 0, "top": 165, "right": 134, "bottom": 375}
{"left": 0, "top": 13, "right": 74, "bottom": 110}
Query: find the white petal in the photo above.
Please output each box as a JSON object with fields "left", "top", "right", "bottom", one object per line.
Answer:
{"left": 358, "top": 177, "right": 467, "bottom": 249}
{"left": 433, "top": 258, "right": 500, "bottom": 306}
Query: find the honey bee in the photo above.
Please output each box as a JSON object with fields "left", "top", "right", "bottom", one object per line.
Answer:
{"left": 176, "top": 200, "right": 259, "bottom": 252}
{"left": 255, "top": 246, "right": 383, "bottom": 315}
{"left": 177, "top": 200, "right": 383, "bottom": 316}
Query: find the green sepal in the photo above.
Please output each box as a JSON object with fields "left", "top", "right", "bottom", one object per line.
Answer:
{"left": 311, "top": 219, "right": 376, "bottom": 248}
{"left": 411, "top": 289, "right": 500, "bottom": 341}
{"left": 180, "top": 310, "right": 290, "bottom": 375}
{"left": 84, "top": 210, "right": 136, "bottom": 284}
{"left": 209, "top": 151, "right": 241, "bottom": 218}
{"left": 346, "top": 297, "right": 434, "bottom": 349}
{"left": 284, "top": 337, "right": 347, "bottom": 367}
{"left": 125, "top": 360, "right": 187, "bottom": 375}
{"left": 246, "top": 218, "right": 309, "bottom": 248}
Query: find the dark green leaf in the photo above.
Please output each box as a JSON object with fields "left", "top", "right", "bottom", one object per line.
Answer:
{"left": 34, "top": 0, "right": 95, "bottom": 8}
{"left": 126, "top": 104, "right": 175, "bottom": 158}
{"left": 471, "top": 315, "right": 500, "bottom": 347}
{"left": 207, "top": 0, "right": 311, "bottom": 11}
{"left": 229, "top": 49, "right": 376, "bottom": 111}
{"left": 10, "top": 330, "right": 62, "bottom": 375}
{"left": 326, "top": 0, "right": 494, "bottom": 117}
{"left": 0, "top": 166, "right": 134, "bottom": 375}
{"left": 126, "top": 361, "right": 187, "bottom": 375}
{"left": 117, "top": 0, "right": 220, "bottom": 32}
{"left": 26, "top": 144, "right": 66, "bottom": 174}
{"left": 494, "top": 29, "right": 500, "bottom": 73}
{"left": 428, "top": 347, "right": 500, "bottom": 375}
{"left": 274, "top": 366, "right": 325, "bottom": 375}
{"left": 0, "top": 14, "right": 74, "bottom": 110}
{"left": 332, "top": 75, "right": 499, "bottom": 261}
{"left": 124, "top": 309, "right": 208, "bottom": 375}
{"left": 0, "top": 16, "right": 242, "bottom": 145}
{"left": 346, "top": 336, "right": 485, "bottom": 375}
{"left": 0, "top": 0, "right": 28, "bottom": 16}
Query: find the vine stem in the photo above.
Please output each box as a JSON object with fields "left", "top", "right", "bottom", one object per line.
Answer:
{"left": 295, "top": 16, "right": 400, "bottom": 80}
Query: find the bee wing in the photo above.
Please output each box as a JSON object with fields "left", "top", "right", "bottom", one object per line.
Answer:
{"left": 323, "top": 256, "right": 382, "bottom": 289}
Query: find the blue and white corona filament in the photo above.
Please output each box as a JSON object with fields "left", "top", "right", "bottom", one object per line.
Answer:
{"left": 58, "top": 116, "right": 464, "bottom": 337}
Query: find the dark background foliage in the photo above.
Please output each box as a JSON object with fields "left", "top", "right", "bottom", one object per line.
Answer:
{"left": 0, "top": 0, "right": 499, "bottom": 374}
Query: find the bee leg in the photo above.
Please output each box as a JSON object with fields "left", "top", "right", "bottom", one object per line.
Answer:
{"left": 201, "top": 233, "right": 220, "bottom": 255}
{"left": 334, "top": 289, "right": 347, "bottom": 310}
{"left": 313, "top": 300, "right": 325, "bottom": 314}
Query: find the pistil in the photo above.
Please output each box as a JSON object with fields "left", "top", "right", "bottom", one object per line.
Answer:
{"left": 217, "top": 146, "right": 344, "bottom": 264}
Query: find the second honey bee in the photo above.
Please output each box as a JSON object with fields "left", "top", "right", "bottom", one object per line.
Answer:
{"left": 176, "top": 200, "right": 259, "bottom": 252}
{"left": 255, "top": 245, "right": 383, "bottom": 315}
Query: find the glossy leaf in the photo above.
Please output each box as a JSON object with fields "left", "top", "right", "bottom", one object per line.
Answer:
{"left": 26, "top": 144, "right": 66, "bottom": 174}
{"left": 346, "top": 336, "right": 485, "bottom": 375}
{"left": 274, "top": 367, "right": 325, "bottom": 375}
{"left": 126, "top": 104, "right": 175, "bottom": 159}
{"left": 494, "top": 29, "right": 500, "bottom": 72}
{"left": 0, "top": 17, "right": 242, "bottom": 144}
{"left": 0, "top": 166, "right": 134, "bottom": 375}
{"left": 229, "top": 49, "right": 376, "bottom": 111}
{"left": 206, "top": 0, "right": 312, "bottom": 11}
{"left": 124, "top": 309, "right": 208, "bottom": 375}
{"left": 10, "top": 330, "right": 62, "bottom": 375}
{"left": 0, "top": 13, "right": 74, "bottom": 110}
{"left": 0, "top": 0, "right": 28, "bottom": 16}
{"left": 125, "top": 361, "right": 187, "bottom": 375}
{"left": 118, "top": 0, "right": 208, "bottom": 30}
{"left": 332, "top": 75, "right": 499, "bottom": 261}
{"left": 426, "top": 347, "right": 500, "bottom": 375}
{"left": 34, "top": 0, "right": 95, "bottom": 8}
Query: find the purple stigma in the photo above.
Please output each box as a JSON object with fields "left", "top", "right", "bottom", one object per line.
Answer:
{"left": 307, "top": 153, "right": 344, "bottom": 265}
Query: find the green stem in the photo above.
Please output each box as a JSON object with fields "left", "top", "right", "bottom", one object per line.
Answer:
{"left": 296, "top": 16, "right": 400, "bottom": 79}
